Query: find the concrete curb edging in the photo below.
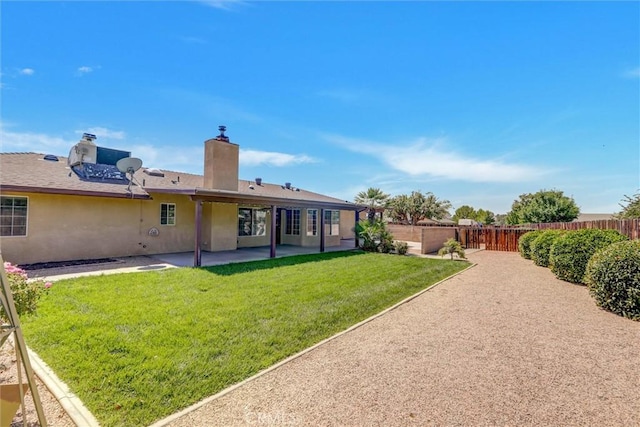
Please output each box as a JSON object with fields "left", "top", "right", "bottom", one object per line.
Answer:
{"left": 27, "top": 346, "right": 100, "bottom": 427}
{"left": 149, "top": 261, "right": 477, "bottom": 427}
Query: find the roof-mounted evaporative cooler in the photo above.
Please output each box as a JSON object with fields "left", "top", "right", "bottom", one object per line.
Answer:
{"left": 68, "top": 134, "right": 99, "bottom": 167}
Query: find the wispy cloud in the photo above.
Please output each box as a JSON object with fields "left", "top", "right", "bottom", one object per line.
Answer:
{"left": 0, "top": 126, "right": 73, "bottom": 153}
{"left": 197, "top": 0, "right": 247, "bottom": 11}
{"left": 325, "top": 134, "right": 547, "bottom": 183}
{"left": 623, "top": 67, "right": 640, "bottom": 78}
{"left": 158, "top": 87, "right": 264, "bottom": 123}
{"left": 240, "top": 149, "right": 317, "bottom": 167}
{"left": 19, "top": 68, "right": 35, "bottom": 76}
{"left": 76, "top": 65, "right": 96, "bottom": 76}
{"left": 75, "top": 127, "right": 126, "bottom": 140}
{"left": 129, "top": 145, "right": 204, "bottom": 174}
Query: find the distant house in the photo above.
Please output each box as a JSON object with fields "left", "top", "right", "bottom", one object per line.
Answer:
{"left": 0, "top": 130, "right": 364, "bottom": 266}
{"left": 416, "top": 218, "right": 457, "bottom": 226}
{"left": 573, "top": 213, "right": 615, "bottom": 222}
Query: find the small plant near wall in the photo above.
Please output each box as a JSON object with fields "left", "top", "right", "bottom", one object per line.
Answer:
{"left": 394, "top": 241, "right": 409, "bottom": 255}
{"left": 438, "top": 238, "right": 466, "bottom": 260}
{"left": 1, "top": 261, "right": 52, "bottom": 324}
{"left": 585, "top": 240, "right": 640, "bottom": 320}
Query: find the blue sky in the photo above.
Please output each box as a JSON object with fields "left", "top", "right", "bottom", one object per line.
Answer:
{"left": 2, "top": 1, "right": 639, "bottom": 215}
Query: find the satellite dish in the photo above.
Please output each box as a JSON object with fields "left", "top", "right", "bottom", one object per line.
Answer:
{"left": 116, "top": 157, "right": 143, "bottom": 174}
{"left": 116, "top": 157, "right": 143, "bottom": 194}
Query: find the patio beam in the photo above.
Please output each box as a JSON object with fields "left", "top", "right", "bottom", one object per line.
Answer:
{"left": 270, "top": 205, "right": 277, "bottom": 258}
{"left": 355, "top": 210, "right": 360, "bottom": 248}
{"left": 320, "top": 208, "right": 325, "bottom": 253}
{"left": 194, "top": 200, "right": 202, "bottom": 267}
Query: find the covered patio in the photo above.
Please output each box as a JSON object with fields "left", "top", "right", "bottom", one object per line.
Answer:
{"left": 155, "top": 238, "right": 359, "bottom": 268}
{"left": 191, "top": 189, "right": 366, "bottom": 267}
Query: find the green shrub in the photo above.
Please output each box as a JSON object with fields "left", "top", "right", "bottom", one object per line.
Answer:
{"left": 518, "top": 230, "right": 543, "bottom": 259}
{"left": 356, "top": 219, "right": 395, "bottom": 253}
{"left": 585, "top": 240, "right": 640, "bottom": 320}
{"left": 394, "top": 241, "right": 409, "bottom": 255}
{"left": 530, "top": 230, "right": 566, "bottom": 267}
{"left": 1, "top": 261, "right": 52, "bottom": 324}
{"left": 550, "top": 229, "right": 628, "bottom": 284}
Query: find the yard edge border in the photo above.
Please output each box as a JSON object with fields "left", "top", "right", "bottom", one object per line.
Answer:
{"left": 149, "top": 260, "right": 477, "bottom": 427}
{"left": 26, "top": 345, "right": 101, "bottom": 427}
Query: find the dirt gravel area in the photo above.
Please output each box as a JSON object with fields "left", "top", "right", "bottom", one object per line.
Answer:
{"left": 0, "top": 342, "right": 75, "bottom": 427}
{"left": 165, "top": 250, "right": 640, "bottom": 427}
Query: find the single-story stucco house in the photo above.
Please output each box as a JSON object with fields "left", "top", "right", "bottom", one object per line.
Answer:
{"left": 0, "top": 128, "right": 365, "bottom": 266}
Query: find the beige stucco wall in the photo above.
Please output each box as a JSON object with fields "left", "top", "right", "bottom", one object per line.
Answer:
{"left": 203, "top": 139, "right": 239, "bottom": 191}
{"left": 0, "top": 190, "right": 357, "bottom": 265}
{"left": 0, "top": 191, "right": 196, "bottom": 265}
{"left": 205, "top": 202, "right": 238, "bottom": 252}
{"left": 421, "top": 227, "right": 456, "bottom": 254}
{"left": 339, "top": 210, "right": 356, "bottom": 239}
{"left": 387, "top": 224, "right": 423, "bottom": 242}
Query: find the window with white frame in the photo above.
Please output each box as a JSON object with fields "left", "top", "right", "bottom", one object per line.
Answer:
{"left": 160, "top": 203, "right": 176, "bottom": 226}
{"left": 306, "top": 209, "right": 318, "bottom": 236}
{"left": 0, "top": 196, "right": 28, "bottom": 237}
{"left": 285, "top": 209, "right": 300, "bottom": 235}
{"left": 238, "top": 208, "right": 267, "bottom": 236}
{"left": 324, "top": 210, "right": 340, "bottom": 236}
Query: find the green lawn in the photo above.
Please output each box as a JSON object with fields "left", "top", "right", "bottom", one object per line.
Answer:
{"left": 22, "top": 251, "right": 469, "bottom": 426}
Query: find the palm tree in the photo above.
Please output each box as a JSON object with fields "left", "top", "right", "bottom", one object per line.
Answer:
{"left": 438, "top": 238, "right": 466, "bottom": 260}
{"left": 355, "top": 188, "right": 390, "bottom": 223}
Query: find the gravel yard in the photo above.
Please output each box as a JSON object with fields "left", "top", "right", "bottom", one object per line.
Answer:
{"left": 162, "top": 251, "right": 640, "bottom": 427}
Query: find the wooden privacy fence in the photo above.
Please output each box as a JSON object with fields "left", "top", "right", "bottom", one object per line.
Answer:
{"left": 524, "top": 219, "right": 640, "bottom": 240}
{"left": 458, "top": 227, "right": 533, "bottom": 251}
{"left": 457, "top": 219, "right": 640, "bottom": 252}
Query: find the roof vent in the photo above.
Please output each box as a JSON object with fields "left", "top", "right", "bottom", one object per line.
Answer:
{"left": 285, "top": 182, "right": 291, "bottom": 189}
{"left": 249, "top": 185, "right": 255, "bottom": 190}
{"left": 144, "top": 168, "right": 165, "bottom": 177}
{"left": 255, "top": 177, "right": 262, "bottom": 186}
{"left": 43, "top": 154, "right": 59, "bottom": 162}
{"left": 215, "top": 125, "right": 229, "bottom": 142}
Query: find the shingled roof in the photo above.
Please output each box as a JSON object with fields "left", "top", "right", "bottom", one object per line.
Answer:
{"left": 0, "top": 152, "right": 359, "bottom": 210}
{"left": 0, "top": 152, "right": 150, "bottom": 199}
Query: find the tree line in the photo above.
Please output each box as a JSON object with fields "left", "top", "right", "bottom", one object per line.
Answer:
{"left": 354, "top": 187, "right": 640, "bottom": 226}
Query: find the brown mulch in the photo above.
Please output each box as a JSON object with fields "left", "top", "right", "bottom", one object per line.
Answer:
{"left": 165, "top": 251, "right": 640, "bottom": 426}
{"left": 20, "top": 258, "right": 118, "bottom": 271}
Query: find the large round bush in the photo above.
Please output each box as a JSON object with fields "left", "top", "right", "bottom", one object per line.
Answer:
{"left": 518, "top": 230, "right": 543, "bottom": 260}
{"left": 530, "top": 230, "right": 566, "bottom": 267}
{"left": 550, "top": 229, "right": 628, "bottom": 284}
{"left": 585, "top": 240, "right": 640, "bottom": 320}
